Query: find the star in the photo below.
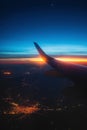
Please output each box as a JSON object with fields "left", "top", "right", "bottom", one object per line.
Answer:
{"left": 50, "top": 2, "right": 54, "bottom": 7}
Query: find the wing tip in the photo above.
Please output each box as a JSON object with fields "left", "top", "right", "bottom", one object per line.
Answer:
{"left": 33, "top": 41, "right": 48, "bottom": 60}
{"left": 34, "top": 42, "right": 38, "bottom": 47}
{"left": 33, "top": 42, "right": 40, "bottom": 50}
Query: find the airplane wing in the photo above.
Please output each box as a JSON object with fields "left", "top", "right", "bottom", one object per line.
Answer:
{"left": 34, "top": 42, "right": 87, "bottom": 85}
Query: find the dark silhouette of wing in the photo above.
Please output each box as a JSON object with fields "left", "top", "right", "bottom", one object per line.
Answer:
{"left": 34, "top": 42, "right": 87, "bottom": 85}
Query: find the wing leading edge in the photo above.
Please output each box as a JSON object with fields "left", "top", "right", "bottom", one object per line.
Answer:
{"left": 34, "top": 42, "right": 87, "bottom": 83}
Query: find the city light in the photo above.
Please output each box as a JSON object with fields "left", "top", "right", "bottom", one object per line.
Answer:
{"left": 3, "top": 71, "right": 12, "bottom": 75}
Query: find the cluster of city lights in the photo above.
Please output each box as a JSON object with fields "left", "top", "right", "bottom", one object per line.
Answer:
{"left": 4, "top": 102, "right": 40, "bottom": 115}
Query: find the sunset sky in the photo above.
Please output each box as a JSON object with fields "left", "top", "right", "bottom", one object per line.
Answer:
{"left": 1, "top": 0, "right": 87, "bottom": 58}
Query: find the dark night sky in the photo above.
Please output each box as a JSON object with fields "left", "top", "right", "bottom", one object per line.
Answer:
{"left": 0, "top": 0, "right": 87, "bottom": 57}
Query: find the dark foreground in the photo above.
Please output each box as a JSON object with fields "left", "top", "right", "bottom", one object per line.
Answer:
{"left": 1, "top": 109, "right": 87, "bottom": 130}
{"left": 0, "top": 63, "right": 87, "bottom": 130}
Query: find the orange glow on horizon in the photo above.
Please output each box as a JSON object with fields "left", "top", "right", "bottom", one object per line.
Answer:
{"left": 56, "top": 57, "right": 87, "bottom": 65}
{"left": 1, "top": 56, "right": 87, "bottom": 65}
{"left": 56, "top": 57, "right": 87, "bottom": 62}
{"left": 0, "top": 57, "right": 44, "bottom": 64}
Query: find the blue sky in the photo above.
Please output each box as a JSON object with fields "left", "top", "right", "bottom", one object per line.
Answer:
{"left": 1, "top": 0, "right": 87, "bottom": 57}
